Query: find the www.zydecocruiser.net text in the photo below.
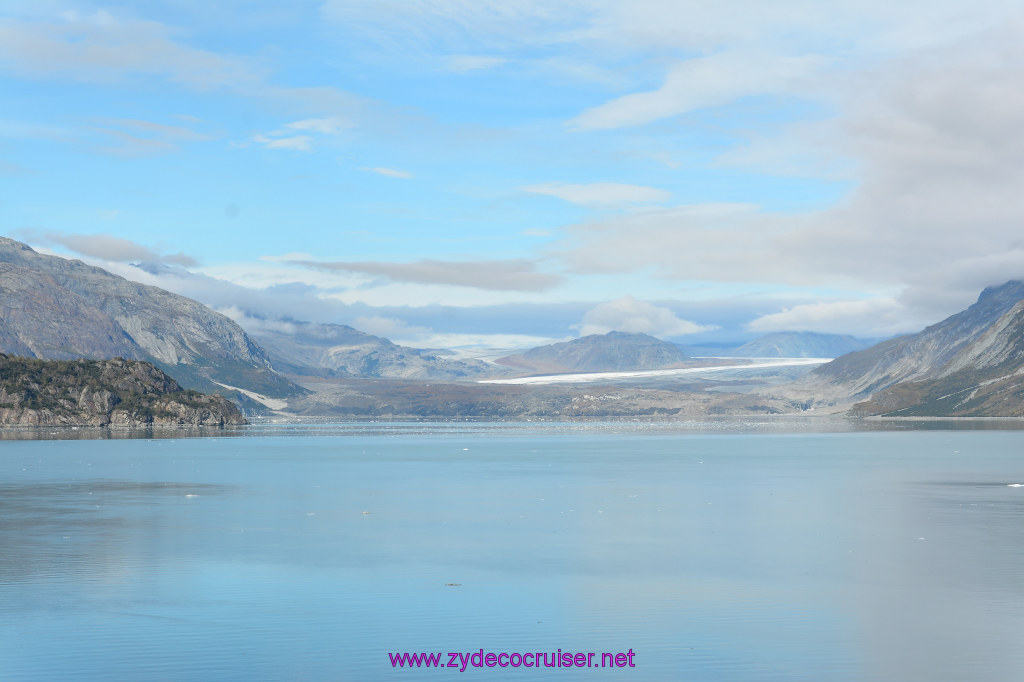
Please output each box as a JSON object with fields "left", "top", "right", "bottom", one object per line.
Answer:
{"left": 389, "top": 649, "right": 637, "bottom": 671}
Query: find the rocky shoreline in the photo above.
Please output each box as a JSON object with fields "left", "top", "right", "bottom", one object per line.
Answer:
{"left": 0, "top": 355, "right": 246, "bottom": 427}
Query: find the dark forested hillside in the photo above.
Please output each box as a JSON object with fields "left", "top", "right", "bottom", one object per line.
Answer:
{"left": 0, "top": 354, "right": 246, "bottom": 426}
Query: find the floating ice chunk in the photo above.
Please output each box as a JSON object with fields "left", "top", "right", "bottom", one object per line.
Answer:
{"left": 1008, "top": 483, "right": 1024, "bottom": 487}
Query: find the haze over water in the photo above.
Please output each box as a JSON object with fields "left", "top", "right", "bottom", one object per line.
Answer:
{"left": 3, "top": 422, "right": 1024, "bottom": 680}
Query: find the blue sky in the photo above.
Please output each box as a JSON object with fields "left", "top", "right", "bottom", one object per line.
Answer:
{"left": 4, "top": 1, "right": 1024, "bottom": 350}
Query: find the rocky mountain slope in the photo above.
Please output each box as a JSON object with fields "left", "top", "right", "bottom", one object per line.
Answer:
{"left": 798, "top": 281, "right": 1024, "bottom": 415}
{"left": 0, "top": 354, "right": 245, "bottom": 426}
{"left": 496, "top": 331, "right": 691, "bottom": 374}
{"left": 0, "top": 237, "right": 299, "bottom": 398}
{"left": 730, "top": 332, "right": 872, "bottom": 358}
{"left": 251, "top": 321, "right": 501, "bottom": 380}
{"left": 681, "top": 332, "right": 873, "bottom": 358}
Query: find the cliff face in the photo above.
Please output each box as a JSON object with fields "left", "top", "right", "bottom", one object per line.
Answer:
{"left": 0, "top": 237, "right": 299, "bottom": 398}
{"left": 849, "top": 296, "right": 1024, "bottom": 416}
{"left": 0, "top": 354, "right": 246, "bottom": 427}
{"left": 795, "top": 281, "right": 1024, "bottom": 415}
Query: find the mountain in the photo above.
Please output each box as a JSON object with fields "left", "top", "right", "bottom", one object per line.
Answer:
{"left": 799, "top": 280, "right": 1024, "bottom": 415}
{"left": 0, "top": 237, "right": 300, "bottom": 398}
{"left": 0, "top": 354, "right": 245, "bottom": 426}
{"left": 496, "top": 331, "right": 691, "bottom": 374}
{"left": 681, "top": 332, "right": 873, "bottom": 358}
{"left": 674, "top": 341, "right": 739, "bottom": 357}
{"left": 730, "top": 332, "right": 874, "bottom": 358}
{"left": 250, "top": 321, "right": 502, "bottom": 380}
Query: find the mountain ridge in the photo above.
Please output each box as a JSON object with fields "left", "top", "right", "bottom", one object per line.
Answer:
{"left": 250, "top": 320, "right": 502, "bottom": 380}
{"left": 794, "top": 280, "right": 1024, "bottom": 415}
{"left": 0, "top": 237, "right": 300, "bottom": 398}
{"left": 679, "top": 332, "right": 875, "bottom": 358}
{"left": 730, "top": 332, "right": 872, "bottom": 358}
{"left": 496, "top": 331, "right": 691, "bottom": 374}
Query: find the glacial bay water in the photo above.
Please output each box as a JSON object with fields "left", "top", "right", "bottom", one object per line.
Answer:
{"left": 3, "top": 421, "right": 1024, "bottom": 680}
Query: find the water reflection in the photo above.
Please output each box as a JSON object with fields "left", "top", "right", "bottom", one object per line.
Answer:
{"left": 849, "top": 476, "right": 1024, "bottom": 681}
{"left": 0, "top": 480, "right": 234, "bottom": 586}
{"left": 0, "top": 425, "right": 247, "bottom": 440}
{"left": 2, "top": 430, "right": 1024, "bottom": 679}
{"left": 5, "top": 415, "right": 1024, "bottom": 442}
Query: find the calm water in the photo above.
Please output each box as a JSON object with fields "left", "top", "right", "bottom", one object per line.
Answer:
{"left": 2, "top": 422, "right": 1024, "bottom": 680}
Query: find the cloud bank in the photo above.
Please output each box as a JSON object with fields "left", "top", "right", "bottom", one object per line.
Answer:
{"left": 22, "top": 231, "right": 199, "bottom": 267}
{"left": 523, "top": 182, "right": 670, "bottom": 207}
{"left": 286, "top": 258, "right": 563, "bottom": 292}
{"left": 578, "top": 296, "right": 715, "bottom": 338}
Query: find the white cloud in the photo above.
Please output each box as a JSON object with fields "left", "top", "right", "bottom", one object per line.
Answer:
{"left": 17, "top": 247, "right": 585, "bottom": 346}
{"left": 0, "top": 12, "right": 259, "bottom": 88}
{"left": 0, "top": 13, "right": 376, "bottom": 147}
{"left": 20, "top": 230, "right": 199, "bottom": 267}
{"left": 359, "top": 166, "right": 413, "bottom": 179}
{"left": 197, "top": 259, "right": 560, "bottom": 308}
{"left": 319, "top": 0, "right": 589, "bottom": 54}
{"left": 287, "top": 257, "right": 562, "bottom": 292}
{"left": 571, "top": 51, "right": 826, "bottom": 130}
{"left": 92, "top": 128, "right": 177, "bottom": 157}
{"left": 253, "top": 134, "right": 312, "bottom": 151}
{"left": 320, "top": 1, "right": 1022, "bottom": 64}
{"left": 90, "top": 117, "right": 213, "bottom": 156}
{"left": 285, "top": 116, "right": 352, "bottom": 134}
{"left": 523, "top": 182, "right": 670, "bottom": 207}
{"left": 406, "top": 332, "right": 563, "bottom": 352}
{"left": 351, "top": 315, "right": 430, "bottom": 340}
{"left": 556, "top": 26, "right": 1024, "bottom": 324}
{"left": 747, "top": 298, "right": 914, "bottom": 337}
{"left": 199, "top": 260, "right": 362, "bottom": 291}
{"left": 252, "top": 85, "right": 373, "bottom": 123}
{"left": 212, "top": 306, "right": 287, "bottom": 333}
{"left": 0, "top": 159, "right": 31, "bottom": 175}
{"left": 12, "top": 0, "right": 1024, "bottom": 347}
{"left": 558, "top": 202, "right": 795, "bottom": 280}
{"left": 577, "top": 295, "right": 715, "bottom": 338}
{"left": 162, "top": 252, "right": 199, "bottom": 267}
{"left": 325, "top": 282, "right": 560, "bottom": 308}
{"left": 714, "top": 118, "right": 854, "bottom": 181}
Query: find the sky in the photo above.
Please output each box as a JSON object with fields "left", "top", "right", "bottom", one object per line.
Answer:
{"left": 4, "top": 0, "right": 1024, "bottom": 350}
